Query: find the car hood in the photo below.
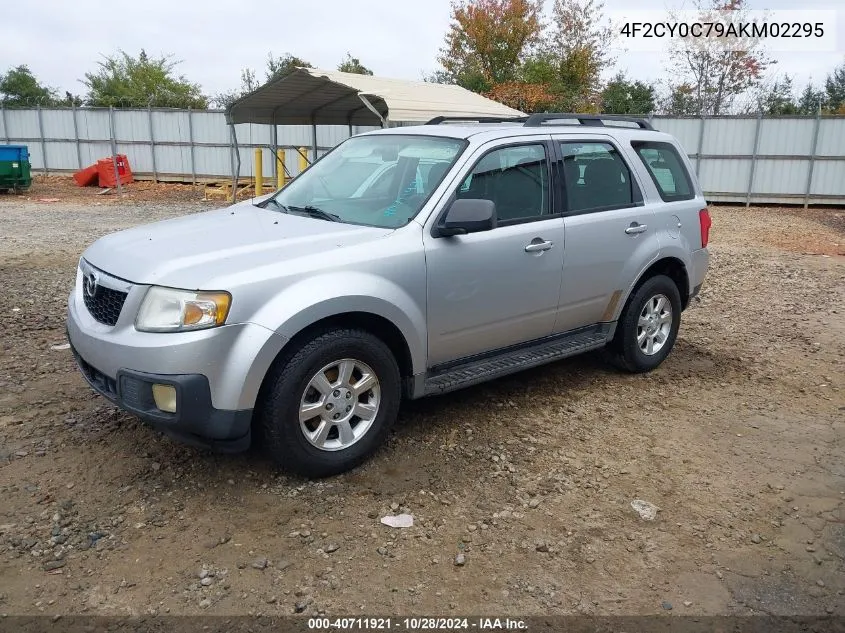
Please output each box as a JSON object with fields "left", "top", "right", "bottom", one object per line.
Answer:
{"left": 82, "top": 199, "right": 393, "bottom": 288}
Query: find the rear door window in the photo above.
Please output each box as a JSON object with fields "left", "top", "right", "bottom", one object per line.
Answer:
{"left": 632, "top": 141, "right": 695, "bottom": 201}
{"left": 559, "top": 142, "right": 637, "bottom": 213}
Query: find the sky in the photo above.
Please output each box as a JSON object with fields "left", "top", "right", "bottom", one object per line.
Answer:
{"left": 1, "top": 0, "right": 843, "bottom": 101}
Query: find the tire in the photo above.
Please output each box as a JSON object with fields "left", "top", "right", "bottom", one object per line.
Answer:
{"left": 257, "top": 328, "right": 401, "bottom": 478}
{"left": 607, "top": 274, "right": 682, "bottom": 373}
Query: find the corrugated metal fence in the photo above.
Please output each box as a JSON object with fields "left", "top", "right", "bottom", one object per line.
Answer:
{"left": 0, "top": 106, "right": 378, "bottom": 183}
{"left": 655, "top": 115, "right": 844, "bottom": 206}
{"left": 1, "top": 107, "right": 843, "bottom": 205}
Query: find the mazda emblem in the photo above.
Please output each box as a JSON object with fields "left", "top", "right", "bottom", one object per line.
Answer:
{"left": 84, "top": 271, "right": 99, "bottom": 298}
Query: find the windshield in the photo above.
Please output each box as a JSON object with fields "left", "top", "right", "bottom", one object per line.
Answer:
{"left": 265, "top": 135, "right": 466, "bottom": 228}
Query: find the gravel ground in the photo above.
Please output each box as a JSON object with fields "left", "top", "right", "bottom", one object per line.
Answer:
{"left": 0, "top": 180, "right": 843, "bottom": 618}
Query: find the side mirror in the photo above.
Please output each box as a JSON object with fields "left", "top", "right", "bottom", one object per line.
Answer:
{"left": 435, "top": 199, "right": 496, "bottom": 237}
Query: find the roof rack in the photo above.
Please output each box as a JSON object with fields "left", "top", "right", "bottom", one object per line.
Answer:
{"left": 425, "top": 113, "right": 656, "bottom": 130}
{"left": 425, "top": 115, "right": 527, "bottom": 125}
{"left": 523, "top": 113, "right": 655, "bottom": 130}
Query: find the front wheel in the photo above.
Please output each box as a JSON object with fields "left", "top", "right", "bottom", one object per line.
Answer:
{"left": 257, "top": 328, "right": 401, "bottom": 477}
{"left": 607, "top": 274, "right": 682, "bottom": 373}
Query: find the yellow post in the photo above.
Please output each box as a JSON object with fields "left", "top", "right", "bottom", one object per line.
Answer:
{"left": 254, "top": 148, "right": 263, "bottom": 196}
{"left": 276, "top": 149, "right": 286, "bottom": 188}
{"left": 298, "top": 146, "right": 308, "bottom": 176}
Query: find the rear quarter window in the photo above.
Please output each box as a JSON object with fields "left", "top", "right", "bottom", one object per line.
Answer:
{"left": 632, "top": 141, "right": 695, "bottom": 202}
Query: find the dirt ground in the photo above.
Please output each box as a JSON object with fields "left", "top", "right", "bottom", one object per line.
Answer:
{"left": 0, "top": 177, "right": 843, "bottom": 618}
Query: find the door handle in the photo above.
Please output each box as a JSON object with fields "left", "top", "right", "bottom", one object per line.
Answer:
{"left": 525, "top": 240, "right": 553, "bottom": 253}
{"left": 625, "top": 223, "right": 648, "bottom": 235}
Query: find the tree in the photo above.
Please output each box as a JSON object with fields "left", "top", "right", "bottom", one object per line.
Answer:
{"left": 437, "top": 0, "right": 544, "bottom": 92}
{"left": 212, "top": 68, "right": 260, "bottom": 109}
{"left": 83, "top": 50, "right": 207, "bottom": 108}
{"left": 824, "top": 59, "right": 845, "bottom": 113}
{"left": 432, "top": 0, "right": 614, "bottom": 112}
{"left": 214, "top": 53, "right": 313, "bottom": 110}
{"left": 662, "top": 83, "right": 699, "bottom": 115}
{"left": 0, "top": 65, "right": 57, "bottom": 106}
{"left": 547, "top": 0, "right": 614, "bottom": 111}
{"left": 516, "top": 52, "right": 567, "bottom": 110}
{"left": 423, "top": 69, "right": 455, "bottom": 84}
{"left": 338, "top": 53, "right": 373, "bottom": 75}
{"left": 758, "top": 76, "right": 798, "bottom": 115}
{"left": 266, "top": 53, "right": 313, "bottom": 82}
{"left": 666, "top": 0, "right": 771, "bottom": 115}
{"left": 485, "top": 81, "right": 556, "bottom": 112}
{"left": 797, "top": 81, "right": 825, "bottom": 115}
{"left": 520, "top": 52, "right": 560, "bottom": 87}
{"left": 58, "top": 91, "right": 84, "bottom": 107}
{"left": 600, "top": 72, "right": 656, "bottom": 114}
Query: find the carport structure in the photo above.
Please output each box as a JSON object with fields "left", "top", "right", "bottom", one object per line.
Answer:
{"left": 224, "top": 67, "right": 524, "bottom": 197}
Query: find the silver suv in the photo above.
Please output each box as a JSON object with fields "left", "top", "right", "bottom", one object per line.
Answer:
{"left": 67, "top": 114, "right": 711, "bottom": 477}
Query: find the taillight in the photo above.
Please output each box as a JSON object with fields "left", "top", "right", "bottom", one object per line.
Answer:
{"left": 699, "top": 208, "right": 712, "bottom": 248}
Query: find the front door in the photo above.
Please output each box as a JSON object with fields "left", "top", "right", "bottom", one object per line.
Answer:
{"left": 424, "top": 140, "right": 565, "bottom": 367}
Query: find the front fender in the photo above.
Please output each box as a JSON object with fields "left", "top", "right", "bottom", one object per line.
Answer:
{"left": 250, "top": 272, "right": 427, "bottom": 375}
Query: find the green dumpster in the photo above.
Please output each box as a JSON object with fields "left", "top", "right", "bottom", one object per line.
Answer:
{"left": 0, "top": 145, "right": 32, "bottom": 192}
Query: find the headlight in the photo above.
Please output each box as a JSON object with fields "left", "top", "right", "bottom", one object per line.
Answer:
{"left": 135, "top": 287, "right": 231, "bottom": 333}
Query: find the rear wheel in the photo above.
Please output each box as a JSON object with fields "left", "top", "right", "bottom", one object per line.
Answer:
{"left": 258, "top": 328, "right": 400, "bottom": 477}
{"left": 607, "top": 274, "right": 682, "bottom": 373}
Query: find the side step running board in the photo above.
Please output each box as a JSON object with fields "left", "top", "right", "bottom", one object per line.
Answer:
{"left": 423, "top": 327, "right": 611, "bottom": 396}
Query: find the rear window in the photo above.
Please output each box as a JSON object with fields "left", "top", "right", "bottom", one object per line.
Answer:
{"left": 632, "top": 141, "right": 695, "bottom": 202}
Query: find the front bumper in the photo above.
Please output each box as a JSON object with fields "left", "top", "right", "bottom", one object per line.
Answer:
{"left": 70, "top": 339, "right": 252, "bottom": 451}
{"left": 66, "top": 264, "right": 289, "bottom": 451}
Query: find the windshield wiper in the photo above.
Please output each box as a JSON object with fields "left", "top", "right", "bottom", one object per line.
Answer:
{"left": 286, "top": 205, "right": 342, "bottom": 223}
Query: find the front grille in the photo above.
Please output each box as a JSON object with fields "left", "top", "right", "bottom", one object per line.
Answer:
{"left": 83, "top": 285, "right": 127, "bottom": 326}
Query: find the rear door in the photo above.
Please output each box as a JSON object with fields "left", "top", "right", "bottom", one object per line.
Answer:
{"left": 552, "top": 135, "right": 660, "bottom": 333}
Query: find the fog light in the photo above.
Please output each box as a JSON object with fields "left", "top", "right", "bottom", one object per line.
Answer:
{"left": 152, "top": 384, "right": 177, "bottom": 413}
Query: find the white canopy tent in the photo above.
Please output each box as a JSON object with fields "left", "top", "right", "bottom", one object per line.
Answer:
{"left": 226, "top": 67, "right": 524, "bottom": 126}
{"left": 224, "top": 68, "right": 524, "bottom": 194}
